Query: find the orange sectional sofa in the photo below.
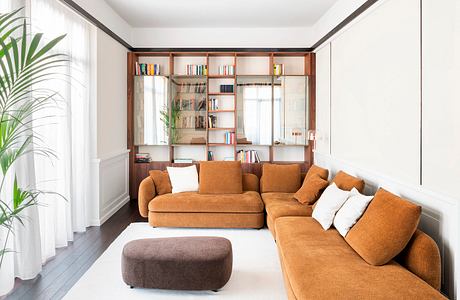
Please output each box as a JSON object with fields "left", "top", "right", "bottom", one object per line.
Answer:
{"left": 137, "top": 162, "right": 446, "bottom": 299}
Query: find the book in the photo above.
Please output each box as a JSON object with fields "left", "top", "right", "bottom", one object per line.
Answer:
{"left": 186, "top": 64, "right": 207, "bottom": 75}
{"left": 135, "top": 63, "right": 161, "bottom": 75}
{"left": 220, "top": 84, "right": 234, "bottom": 93}
{"left": 236, "top": 150, "right": 260, "bottom": 163}
{"left": 218, "top": 65, "right": 235, "bottom": 76}
{"left": 273, "top": 64, "right": 285, "bottom": 76}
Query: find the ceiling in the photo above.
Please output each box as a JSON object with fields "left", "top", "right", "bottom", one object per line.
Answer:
{"left": 103, "top": 0, "right": 339, "bottom": 28}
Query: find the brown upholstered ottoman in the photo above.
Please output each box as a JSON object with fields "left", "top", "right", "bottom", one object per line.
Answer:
{"left": 121, "top": 236, "right": 233, "bottom": 291}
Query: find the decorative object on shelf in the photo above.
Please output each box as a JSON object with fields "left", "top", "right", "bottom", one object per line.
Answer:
{"left": 237, "top": 150, "right": 261, "bottom": 163}
{"left": 220, "top": 84, "right": 234, "bottom": 93}
{"left": 292, "top": 128, "right": 303, "bottom": 145}
{"left": 308, "top": 129, "right": 317, "bottom": 151}
{"left": 273, "top": 64, "right": 285, "bottom": 75}
{"left": 135, "top": 153, "right": 151, "bottom": 163}
{"left": 225, "top": 132, "right": 235, "bottom": 144}
{"left": 186, "top": 64, "right": 207, "bottom": 75}
{"left": 208, "top": 151, "right": 214, "bottom": 161}
{"left": 135, "top": 62, "right": 160, "bottom": 75}
{"left": 190, "top": 137, "right": 207, "bottom": 144}
{"left": 218, "top": 65, "right": 235, "bottom": 76}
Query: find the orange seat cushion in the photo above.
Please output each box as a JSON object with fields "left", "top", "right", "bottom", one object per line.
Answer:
{"left": 294, "top": 175, "right": 329, "bottom": 204}
{"left": 199, "top": 161, "right": 243, "bottom": 194}
{"left": 148, "top": 191, "right": 263, "bottom": 213}
{"left": 346, "top": 188, "right": 421, "bottom": 266}
{"left": 332, "top": 170, "right": 365, "bottom": 192}
{"left": 260, "top": 163, "right": 301, "bottom": 193}
{"left": 149, "top": 170, "right": 172, "bottom": 195}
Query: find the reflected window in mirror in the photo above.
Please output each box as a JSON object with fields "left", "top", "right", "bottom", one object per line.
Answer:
{"left": 134, "top": 76, "right": 169, "bottom": 145}
{"left": 237, "top": 76, "right": 272, "bottom": 145}
{"left": 273, "top": 76, "right": 309, "bottom": 145}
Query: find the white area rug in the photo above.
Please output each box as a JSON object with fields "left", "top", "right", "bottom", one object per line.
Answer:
{"left": 64, "top": 223, "right": 287, "bottom": 300}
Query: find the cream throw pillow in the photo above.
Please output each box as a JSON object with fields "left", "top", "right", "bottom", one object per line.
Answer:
{"left": 166, "top": 165, "right": 199, "bottom": 193}
{"left": 312, "top": 183, "right": 351, "bottom": 230}
{"left": 333, "top": 188, "right": 374, "bottom": 237}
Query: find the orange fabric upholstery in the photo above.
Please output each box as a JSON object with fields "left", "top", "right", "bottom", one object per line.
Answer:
{"left": 332, "top": 170, "right": 365, "bottom": 192}
{"left": 294, "top": 175, "right": 329, "bottom": 204}
{"left": 275, "top": 217, "right": 446, "bottom": 300}
{"left": 242, "top": 173, "right": 259, "bottom": 192}
{"left": 149, "top": 191, "right": 264, "bottom": 213}
{"left": 149, "top": 170, "right": 172, "bottom": 195}
{"left": 305, "top": 164, "right": 329, "bottom": 180}
{"left": 261, "top": 192, "right": 313, "bottom": 237}
{"left": 260, "top": 163, "right": 301, "bottom": 193}
{"left": 138, "top": 177, "right": 156, "bottom": 218}
{"left": 397, "top": 229, "right": 442, "bottom": 290}
{"left": 149, "top": 211, "right": 264, "bottom": 228}
{"left": 199, "top": 161, "right": 243, "bottom": 194}
{"left": 346, "top": 188, "right": 421, "bottom": 266}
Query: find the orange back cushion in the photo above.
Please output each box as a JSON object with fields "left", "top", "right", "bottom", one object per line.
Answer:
{"left": 199, "top": 161, "right": 243, "bottom": 194}
{"left": 149, "top": 170, "right": 172, "bottom": 195}
{"left": 260, "top": 163, "right": 301, "bottom": 193}
{"left": 332, "top": 171, "right": 365, "bottom": 193}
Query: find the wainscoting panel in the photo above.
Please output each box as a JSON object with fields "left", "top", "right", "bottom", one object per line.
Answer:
{"left": 314, "top": 152, "right": 458, "bottom": 299}
{"left": 91, "top": 150, "right": 130, "bottom": 226}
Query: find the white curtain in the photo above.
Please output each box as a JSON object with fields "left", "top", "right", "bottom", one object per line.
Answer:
{"left": 0, "top": 0, "right": 92, "bottom": 295}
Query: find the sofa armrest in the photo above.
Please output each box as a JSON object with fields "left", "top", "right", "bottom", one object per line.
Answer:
{"left": 138, "top": 177, "right": 156, "bottom": 218}
{"left": 396, "top": 229, "right": 441, "bottom": 290}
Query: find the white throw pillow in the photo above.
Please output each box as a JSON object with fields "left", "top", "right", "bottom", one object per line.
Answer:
{"left": 312, "top": 183, "right": 351, "bottom": 230}
{"left": 333, "top": 188, "right": 374, "bottom": 237}
{"left": 166, "top": 165, "right": 199, "bottom": 193}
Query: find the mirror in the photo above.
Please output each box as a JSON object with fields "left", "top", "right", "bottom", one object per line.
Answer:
{"left": 134, "top": 76, "right": 169, "bottom": 145}
{"left": 236, "top": 76, "right": 272, "bottom": 145}
{"left": 273, "top": 76, "right": 309, "bottom": 145}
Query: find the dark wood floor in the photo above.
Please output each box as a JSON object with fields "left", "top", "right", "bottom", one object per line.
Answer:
{"left": 6, "top": 200, "right": 144, "bottom": 300}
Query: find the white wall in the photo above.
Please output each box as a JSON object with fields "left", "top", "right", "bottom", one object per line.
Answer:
{"left": 315, "top": 0, "right": 459, "bottom": 298}
{"left": 90, "top": 28, "right": 130, "bottom": 225}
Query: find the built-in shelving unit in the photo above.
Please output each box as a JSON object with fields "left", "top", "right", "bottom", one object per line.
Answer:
{"left": 127, "top": 50, "right": 316, "bottom": 198}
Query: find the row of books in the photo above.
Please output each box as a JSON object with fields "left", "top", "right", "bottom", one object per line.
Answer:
{"left": 175, "top": 99, "right": 206, "bottom": 111}
{"left": 176, "top": 83, "right": 206, "bottom": 93}
{"left": 177, "top": 115, "right": 206, "bottom": 129}
{"left": 135, "top": 153, "right": 151, "bottom": 163}
{"left": 224, "top": 131, "right": 235, "bottom": 144}
{"left": 220, "top": 84, "right": 234, "bottom": 93}
{"left": 186, "top": 64, "right": 207, "bottom": 76}
{"left": 218, "top": 65, "right": 235, "bottom": 76}
{"left": 273, "top": 64, "right": 285, "bottom": 76}
{"left": 135, "top": 63, "right": 160, "bottom": 76}
{"left": 237, "top": 150, "right": 261, "bottom": 163}
{"left": 208, "top": 115, "right": 217, "bottom": 128}
{"left": 208, "top": 98, "right": 219, "bottom": 110}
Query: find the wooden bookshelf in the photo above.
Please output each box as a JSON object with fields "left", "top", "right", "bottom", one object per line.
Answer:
{"left": 127, "top": 50, "right": 316, "bottom": 199}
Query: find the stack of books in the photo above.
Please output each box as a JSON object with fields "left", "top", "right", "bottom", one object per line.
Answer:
{"left": 218, "top": 65, "right": 235, "bottom": 75}
{"left": 135, "top": 62, "right": 160, "bottom": 75}
{"left": 186, "top": 65, "right": 207, "bottom": 75}
{"left": 135, "top": 153, "right": 151, "bottom": 163}
{"left": 224, "top": 132, "right": 235, "bottom": 144}
{"left": 273, "top": 64, "right": 285, "bottom": 75}
{"left": 237, "top": 150, "right": 261, "bottom": 163}
{"left": 220, "top": 84, "right": 234, "bottom": 93}
{"left": 208, "top": 115, "right": 217, "bottom": 128}
{"left": 209, "top": 98, "right": 219, "bottom": 110}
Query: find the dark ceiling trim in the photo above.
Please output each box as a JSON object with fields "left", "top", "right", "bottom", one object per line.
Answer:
{"left": 59, "top": 0, "right": 132, "bottom": 49}
{"left": 131, "top": 47, "right": 313, "bottom": 53}
{"left": 59, "top": 0, "right": 379, "bottom": 52}
{"left": 311, "top": 0, "right": 379, "bottom": 49}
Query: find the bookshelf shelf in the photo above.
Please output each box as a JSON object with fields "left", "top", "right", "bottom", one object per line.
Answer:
{"left": 208, "top": 109, "right": 235, "bottom": 113}
{"left": 208, "top": 143, "right": 235, "bottom": 146}
{"left": 208, "top": 127, "right": 235, "bottom": 131}
{"left": 208, "top": 92, "right": 235, "bottom": 96}
{"left": 208, "top": 75, "right": 236, "bottom": 79}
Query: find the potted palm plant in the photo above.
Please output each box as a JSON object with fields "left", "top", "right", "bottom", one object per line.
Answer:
{"left": 0, "top": 8, "right": 66, "bottom": 270}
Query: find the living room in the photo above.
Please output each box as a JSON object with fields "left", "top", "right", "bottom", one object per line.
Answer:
{"left": 0, "top": 0, "right": 458, "bottom": 299}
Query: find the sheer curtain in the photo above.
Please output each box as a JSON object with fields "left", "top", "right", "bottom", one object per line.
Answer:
{"left": 0, "top": 0, "right": 92, "bottom": 295}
